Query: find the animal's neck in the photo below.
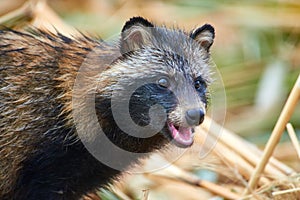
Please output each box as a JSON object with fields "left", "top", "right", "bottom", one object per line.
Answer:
{"left": 94, "top": 96, "right": 168, "bottom": 153}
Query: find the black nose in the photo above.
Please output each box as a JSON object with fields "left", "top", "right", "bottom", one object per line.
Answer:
{"left": 185, "top": 108, "right": 205, "bottom": 126}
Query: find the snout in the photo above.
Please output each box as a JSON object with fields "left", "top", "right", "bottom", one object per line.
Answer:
{"left": 185, "top": 108, "right": 205, "bottom": 126}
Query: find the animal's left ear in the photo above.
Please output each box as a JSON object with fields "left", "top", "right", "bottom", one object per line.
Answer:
{"left": 120, "top": 17, "right": 154, "bottom": 55}
{"left": 190, "top": 24, "right": 215, "bottom": 51}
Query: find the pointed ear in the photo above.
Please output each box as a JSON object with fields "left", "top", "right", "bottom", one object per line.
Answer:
{"left": 190, "top": 24, "right": 215, "bottom": 51}
{"left": 120, "top": 17, "right": 154, "bottom": 54}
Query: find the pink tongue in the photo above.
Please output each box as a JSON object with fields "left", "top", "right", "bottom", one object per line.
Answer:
{"left": 168, "top": 123, "right": 193, "bottom": 147}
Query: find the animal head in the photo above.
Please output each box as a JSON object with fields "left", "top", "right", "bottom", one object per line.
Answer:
{"left": 98, "top": 17, "right": 215, "bottom": 148}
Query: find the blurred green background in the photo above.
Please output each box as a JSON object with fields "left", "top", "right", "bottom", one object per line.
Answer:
{"left": 1, "top": 0, "right": 299, "bottom": 141}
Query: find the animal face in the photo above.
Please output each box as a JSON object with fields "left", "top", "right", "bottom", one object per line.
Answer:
{"left": 99, "top": 17, "right": 215, "bottom": 148}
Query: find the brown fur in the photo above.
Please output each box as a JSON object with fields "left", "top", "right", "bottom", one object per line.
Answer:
{"left": 0, "top": 29, "right": 98, "bottom": 197}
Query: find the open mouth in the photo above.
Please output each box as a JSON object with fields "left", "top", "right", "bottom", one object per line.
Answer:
{"left": 167, "top": 122, "right": 194, "bottom": 148}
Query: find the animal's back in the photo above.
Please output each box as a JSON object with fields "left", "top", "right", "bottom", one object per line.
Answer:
{"left": 0, "top": 30, "right": 107, "bottom": 199}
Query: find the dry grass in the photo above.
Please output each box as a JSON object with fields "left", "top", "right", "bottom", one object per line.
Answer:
{"left": 1, "top": 0, "right": 299, "bottom": 199}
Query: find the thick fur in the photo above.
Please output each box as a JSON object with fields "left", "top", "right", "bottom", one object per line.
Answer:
{"left": 0, "top": 17, "right": 214, "bottom": 199}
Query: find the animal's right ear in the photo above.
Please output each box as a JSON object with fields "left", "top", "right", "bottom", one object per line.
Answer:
{"left": 120, "top": 17, "right": 154, "bottom": 54}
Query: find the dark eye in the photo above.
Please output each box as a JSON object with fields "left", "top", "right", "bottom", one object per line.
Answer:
{"left": 194, "top": 79, "right": 206, "bottom": 92}
{"left": 194, "top": 80, "right": 201, "bottom": 90}
{"left": 157, "top": 77, "right": 170, "bottom": 88}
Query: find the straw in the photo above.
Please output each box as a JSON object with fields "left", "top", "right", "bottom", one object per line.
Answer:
{"left": 286, "top": 123, "right": 300, "bottom": 159}
{"left": 244, "top": 74, "right": 300, "bottom": 195}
